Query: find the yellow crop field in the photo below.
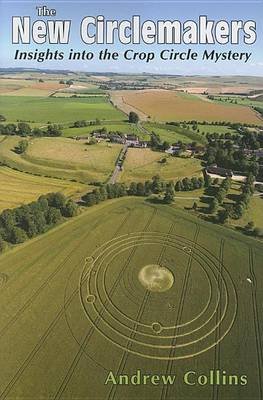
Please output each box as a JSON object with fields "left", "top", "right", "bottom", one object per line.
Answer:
{"left": 0, "top": 166, "right": 85, "bottom": 211}
{"left": 119, "top": 90, "right": 262, "bottom": 124}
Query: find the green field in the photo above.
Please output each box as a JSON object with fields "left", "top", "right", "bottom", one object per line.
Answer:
{"left": 144, "top": 122, "right": 207, "bottom": 144}
{"left": 0, "top": 198, "right": 262, "bottom": 399}
{"left": 120, "top": 148, "right": 202, "bottom": 182}
{"left": 188, "top": 124, "right": 237, "bottom": 135}
{"left": 212, "top": 95, "right": 263, "bottom": 108}
{"left": 0, "top": 166, "right": 85, "bottom": 212}
{"left": 0, "top": 136, "right": 121, "bottom": 183}
{"left": 63, "top": 122, "right": 142, "bottom": 137}
{"left": 0, "top": 96, "right": 125, "bottom": 124}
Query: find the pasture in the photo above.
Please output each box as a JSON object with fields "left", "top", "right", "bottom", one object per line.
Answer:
{"left": 0, "top": 96, "right": 125, "bottom": 124}
{"left": 119, "top": 90, "right": 262, "bottom": 124}
{"left": 63, "top": 122, "right": 142, "bottom": 138}
{"left": 0, "top": 198, "right": 262, "bottom": 399}
{"left": 119, "top": 148, "right": 202, "bottom": 182}
{"left": 0, "top": 136, "right": 121, "bottom": 183}
{"left": 0, "top": 166, "right": 85, "bottom": 212}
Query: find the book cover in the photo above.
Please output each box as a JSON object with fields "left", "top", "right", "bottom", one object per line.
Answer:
{"left": 0, "top": 1, "right": 262, "bottom": 399}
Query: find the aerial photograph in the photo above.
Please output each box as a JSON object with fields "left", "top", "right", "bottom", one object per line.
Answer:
{"left": 0, "top": 0, "right": 262, "bottom": 399}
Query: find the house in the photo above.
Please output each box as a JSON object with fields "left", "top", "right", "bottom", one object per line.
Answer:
{"left": 110, "top": 134, "right": 126, "bottom": 144}
{"left": 207, "top": 164, "right": 233, "bottom": 177}
{"left": 165, "top": 146, "right": 181, "bottom": 155}
{"left": 125, "top": 134, "right": 140, "bottom": 147}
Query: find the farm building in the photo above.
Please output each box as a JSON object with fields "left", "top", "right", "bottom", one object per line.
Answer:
{"left": 207, "top": 164, "right": 233, "bottom": 177}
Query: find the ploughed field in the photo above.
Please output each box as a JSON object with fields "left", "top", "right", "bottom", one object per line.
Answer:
{"left": 0, "top": 198, "right": 262, "bottom": 399}
{"left": 118, "top": 90, "right": 262, "bottom": 124}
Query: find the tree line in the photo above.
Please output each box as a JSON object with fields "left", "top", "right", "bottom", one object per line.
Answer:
{"left": 0, "top": 193, "right": 77, "bottom": 252}
{"left": 0, "top": 122, "right": 62, "bottom": 137}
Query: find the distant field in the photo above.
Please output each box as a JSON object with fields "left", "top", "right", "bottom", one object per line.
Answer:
{"left": 0, "top": 166, "right": 85, "bottom": 212}
{"left": 119, "top": 148, "right": 202, "bottom": 182}
{"left": 119, "top": 90, "right": 262, "bottom": 124}
{"left": 212, "top": 95, "right": 263, "bottom": 108}
{"left": 191, "top": 124, "right": 237, "bottom": 135}
{"left": 0, "top": 96, "right": 125, "bottom": 124}
{"left": 0, "top": 78, "right": 67, "bottom": 96}
{"left": 144, "top": 122, "right": 206, "bottom": 144}
{"left": 0, "top": 136, "right": 120, "bottom": 183}
{"left": 63, "top": 122, "right": 142, "bottom": 137}
{"left": 0, "top": 197, "right": 262, "bottom": 399}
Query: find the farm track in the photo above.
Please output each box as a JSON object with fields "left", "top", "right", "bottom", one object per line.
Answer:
{"left": 53, "top": 208, "right": 158, "bottom": 400}
{"left": 160, "top": 224, "right": 200, "bottom": 400}
{"left": 107, "top": 221, "right": 175, "bottom": 400}
{"left": 212, "top": 239, "right": 224, "bottom": 400}
{"left": 0, "top": 210, "right": 133, "bottom": 399}
{"left": 249, "top": 247, "right": 263, "bottom": 399}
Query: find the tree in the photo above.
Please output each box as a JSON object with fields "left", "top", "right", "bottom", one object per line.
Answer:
{"left": 129, "top": 182, "right": 137, "bottom": 196}
{"left": 62, "top": 200, "right": 78, "bottom": 217}
{"left": 9, "top": 227, "right": 28, "bottom": 244}
{"left": 209, "top": 198, "right": 219, "bottom": 213}
{"left": 152, "top": 175, "right": 163, "bottom": 193}
{"left": 175, "top": 180, "right": 183, "bottom": 191}
{"left": 217, "top": 209, "right": 229, "bottom": 224}
{"left": 192, "top": 202, "right": 198, "bottom": 211}
{"left": 136, "top": 182, "right": 145, "bottom": 196}
{"left": 204, "top": 174, "right": 212, "bottom": 188}
{"left": 144, "top": 180, "right": 152, "bottom": 196}
{"left": 17, "top": 122, "right": 31, "bottom": 136}
{"left": 32, "top": 128, "right": 43, "bottom": 137}
{"left": 84, "top": 193, "right": 97, "bottom": 207}
{"left": 46, "top": 124, "right": 62, "bottom": 137}
{"left": 46, "top": 207, "right": 62, "bottom": 224}
{"left": 161, "top": 141, "right": 170, "bottom": 151}
{"left": 15, "top": 139, "right": 28, "bottom": 154}
{"left": 163, "top": 187, "right": 175, "bottom": 204}
{"left": 0, "top": 115, "right": 6, "bottom": 122}
{"left": 46, "top": 193, "right": 67, "bottom": 209}
{"left": 128, "top": 112, "right": 139, "bottom": 124}
{"left": 4, "top": 123, "right": 17, "bottom": 135}
{"left": 0, "top": 236, "right": 6, "bottom": 253}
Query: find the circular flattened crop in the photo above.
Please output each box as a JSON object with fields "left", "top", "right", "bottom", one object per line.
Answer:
{"left": 64, "top": 231, "right": 237, "bottom": 363}
{"left": 138, "top": 264, "right": 174, "bottom": 293}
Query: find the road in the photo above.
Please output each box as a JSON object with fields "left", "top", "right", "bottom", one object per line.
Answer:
{"left": 108, "top": 144, "right": 128, "bottom": 184}
{"left": 108, "top": 165, "right": 122, "bottom": 184}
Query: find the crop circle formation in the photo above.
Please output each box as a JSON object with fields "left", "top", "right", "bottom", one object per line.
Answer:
{"left": 66, "top": 231, "right": 237, "bottom": 361}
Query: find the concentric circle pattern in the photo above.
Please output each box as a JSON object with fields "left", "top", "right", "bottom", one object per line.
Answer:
{"left": 65, "top": 231, "right": 237, "bottom": 361}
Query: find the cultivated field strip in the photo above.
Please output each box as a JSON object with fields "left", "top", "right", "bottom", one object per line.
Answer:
{"left": 249, "top": 247, "right": 263, "bottom": 400}
{"left": 53, "top": 208, "right": 158, "bottom": 400}
{"left": 0, "top": 214, "right": 106, "bottom": 339}
{"left": 212, "top": 239, "right": 225, "bottom": 400}
{"left": 160, "top": 224, "right": 200, "bottom": 400}
{"left": 107, "top": 222, "right": 175, "bottom": 400}
{"left": 0, "top": 208, "right": 135, "bottom": 398}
